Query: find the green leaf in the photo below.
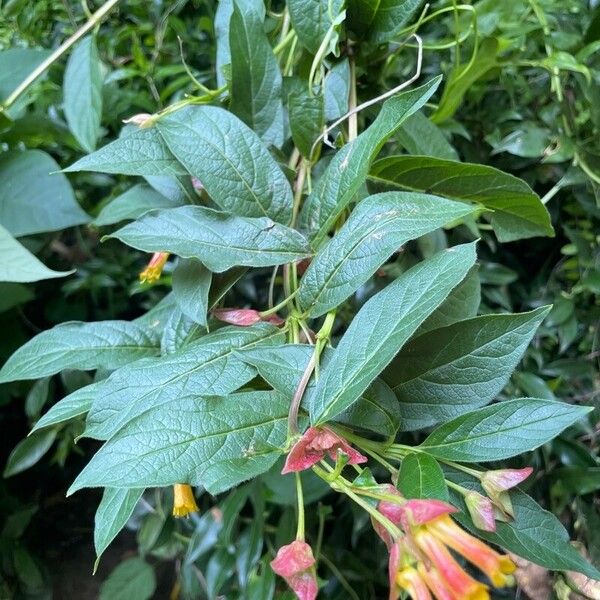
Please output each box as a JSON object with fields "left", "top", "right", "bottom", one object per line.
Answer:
{"left": 0, "top": 283, "right": 34, "bottom": 313}
{"left": 0, "top": 320, "right": 161, "bottom": 383}
{"left": 396, "top": 111, "right": 458, "bottom": 160}
{"left": 109, "top": 206, "right": 310, "bottom": 272}
{"left": 285, "top": 77, "right": 324, "bottom": 159}
{"left": 298, "top": 192, "right": 477, "bottom": 317}
{"left": 161, "top": 308, "right": 204, "bottom": 355}
{"left": 99, "top": 557, "right": 156, "bottom": 600}
{"left": 418, "top": 266, "right": 480, "bottom": 335}
{"left": 215, "top": 0, "right": 233, "bottom": 87}
{"left": 3, "top": 430, "right": 57, "bottom": 477}
{"left": 94, "top": 488, "right": 144, "bottom": 564}
{"left": 229, "top": 0, "right": 284, "bottom": 146}
{"left": 447, "top": 472, "right": 600, "bottom": 579}
{"left": 383, "top": 306, "right": 551, "bottom": 430}
{"left": 95, "top": 184, "right": 184, "bottom": 226}
{"left": 0, "top": 150, "right": 89, "bottom": 236}
{"left": 65, "top": 126, "right": 187, "bottom": 176}
{"left": 63, "top": 36, "right": 103, "bottom": 152}
{"left": 420, "top": 398, "right": 592, "bottom": 462}
{"left": 0, "top": 224, "right": 73, "bottom": 283}
{"left": 431, "top": 38, "right": 499, "bottom": 123}
{"left": 84, "top": 323, "right": 284, "bottom": 440}
{"left": 288, "top": 0, "right": 345, "bottom": 54}
{"left": 0, "top": 48, "right": 51, "bottom": 113}
{"left": 24, "top": 378, "right": 51, "bottom": 419}
{"left": 309, "top": 242, "right": 478, "bottom": 424}
{"left": 397, "top": 453, "right": 449, "bottom": 500}
{"left": 30, "top": 382, "right": 100, "bottom": 434}
{"left": 172, "top": 258, "right": 212, "bottom": 326}
{"left": 237, "top": 344, "right": 401, "bottom": 437}
{"left": 145, "top": 173, "right": 196, "bottom": 204}
{"left": 369, "top": 155, "right": 554, "bottom": 242}
{"left": 157, "top": 106, "right": 292, "bottom": 222}
{"left": 346, "top": 0, "right": 423, "bottom": 43}
{"left": 70, "top": 391, "right": 290, "bottom": 495}
{"left": 324, "top": 59, "right": 350, "bottom": 121}
{"left": 300, "top": 76, "right": 442, "bottom": 246}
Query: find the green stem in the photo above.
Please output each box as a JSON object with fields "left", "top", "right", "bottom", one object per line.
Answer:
{"left": 2, "top": 0, "right": 121, "bottom": 111}
{"left": 313, "top": 464, "right": 402, "bottom": 539}
{"left": 295, "top": 472, "right": 306, "bottom": 541}
{"left": 259, "top": 290, "right": 298, "bottom": 317}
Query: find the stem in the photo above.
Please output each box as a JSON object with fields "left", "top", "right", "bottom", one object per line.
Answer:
{"left": 291, "top": 160, "right": 308, "bottom": 228}
{"left": 259, "top": 290, "right": 298, "bottom": 317}
{"left": 295, "top": 473, "right": 305, "bottom": 540}
{"left": 288, "top": 350, "right": 317, "bottom": 435}
{"left": 2, "top": 0, "right": 121, "bottom": 110}
{"left": 313, "top": 464, "right": 402, "bottom": 539}
{"left": 348, "top": 56, "right": 358, "bottom": 141}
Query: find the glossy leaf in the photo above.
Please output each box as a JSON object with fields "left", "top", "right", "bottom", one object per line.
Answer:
{"left": 396, "top": 111, "right": 458, "bottom": 160}
{"left": 0, "top": 150, "right": 89, "bottom": 236}
{"left": 64, "top": 126, "right": 187, "bottom": 176}
{"left": 84, "top": 323, "right": 284, "bottom": 440}
{"left": 309, "top": 242, "right": 478, "bottom": 424}
{"left": 172, "top": 258, "right": 212, "bottom": 326}
{"left": 300, "top": 76, "right": 442, "bottom": 246}
{"left": 99, "top": 558, "right": 156, "bottom": 600}
{"left": 0, "top": 321, "right": 161, "bottom": 382}
{"left": 420, "top": 398, "right": 592, "bottom": 462}
{"left": 157, "top": 106, "right": 293, "bottom": 222}
{"left": 384, "top": 307, "right": 551, "bottom": 430}
{"left": 3, "top": 430, "right": 57, "bottom": 477}
{"left": 285, "top": 77, "right": 324, "bottom": 159}
{"left": 69, "top": 391, "right": 290, "bottom": 494}
{"left": 109, "top": 206, "right": 310, "bottom": 272}
{"left": 369, "top": 155, "right": 554, "bottom": 242}
{"left": 63, "top": 36, "right": 103, "bottom": 152}
{"left": 94, "top": 488, "right": 144, "bottom": 563}
{"left": 0, "top": 224, "right": 73, "bottom": 282}
{"left": 229, "top": 0, "right": 284, "bottom": 146}
{"left": 95, "top": 184, "right": 184, "bottom": 226}
{"left": 418, "top": 266, "right": 480, "bottom": 335}
{"left": 346, "top": 0, "right": 423, "bottom": 43}
{"left": 30, "top": 382, "right": 100, "bottom": 434}
{"left": 297, "top": 191, "right": 477, "bottom": 317}
{"left": 160, "top": 308, "right": 205, "bottom": 354}
{"left": 289, "top": 0, "right": 345, "bottom": 54}
{"left": 398, "top": 453, "right": 449, "bottom": 501}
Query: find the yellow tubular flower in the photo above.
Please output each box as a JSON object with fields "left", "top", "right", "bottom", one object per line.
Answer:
{"left": 172, "top": 484, "right": 199, "bottom": 517}
{"left": 139, "top": 252, "right": 169, "bottom": 283}
{"left": 427, "top": 516, "right": 516, "bottom": 588}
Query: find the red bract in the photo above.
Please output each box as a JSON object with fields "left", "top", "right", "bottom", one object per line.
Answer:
{"left": 465, "top": 491, "right": 496, "bottom": 532}
{"left": 213, "top": 308, "right": 284, "bottom": 327}
{"left": 481, "top": 467, "right": 533, "bottom": 518}
{"left": 270, "top": 540, "right": 318, "bottom": 600}
{"left": 281, "top": 426, "right": 367, "bottom": 474}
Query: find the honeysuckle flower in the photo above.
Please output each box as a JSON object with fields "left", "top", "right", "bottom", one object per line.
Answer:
{"left": 481, "top": 467, "right": 533, "bottom": 518}
{"left": 212, "top": 308, "right": 284, "bottom": 326}
{"left": 172, "top": 484, "right": 199, "bottom": 517}
{"left": 281, "top": 426, "right": 367, "bottom": 474}
{"left": 377, "top": 494, "right": 515, "bottom": 600}
{"left": 465, "top": 490, "right": 496, "bottom": 532}
{"left": 270, "top": 540, "right": 318, "bottom": 600}
{"left": 191, "top": 177, "right": 204, "bottom": 191}
{"left": 139, "top": 252, "right": 169, "bottom": 283}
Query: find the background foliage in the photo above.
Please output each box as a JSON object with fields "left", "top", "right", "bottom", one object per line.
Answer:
{"left": 0, "top": 0, "right": 599, "bottom": 598}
